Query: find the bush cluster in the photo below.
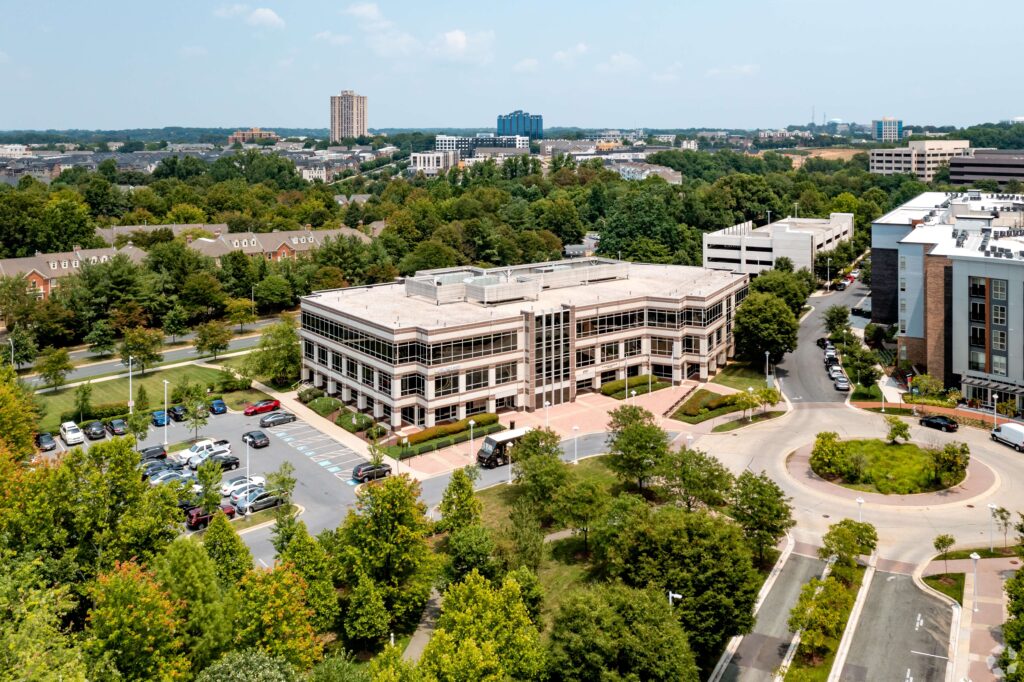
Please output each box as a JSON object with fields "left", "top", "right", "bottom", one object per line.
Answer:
{"left": 406, "top": 413, "right": 499, "bottom": 446}
{"left": 335, "top": 411, "right": 374, "bottom": 433}
{"left": 678, "top": 393, "right": 736, "bottom": 418}
{"left": 600, "top": 374, "right": 658, "bottom": 397}
{"left": 396, "top": 422, "right": 504, "bottom": 458}
{"left": 307, "top": 396, "right": 343, "bottom": 418}
{"left": 297, "top": 387, "right": 325, "bottom": 404}
{"left": 60, "top": 401, "right": 130, "bottom": 424}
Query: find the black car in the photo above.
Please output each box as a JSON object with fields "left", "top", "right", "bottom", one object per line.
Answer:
{"left": 242, "top": 430, "right": 270, "bottom": 448}
{"left": 851, "top": 307, "right": 870, "bottom": 318}
{"left": 83, "top": 421, "right": 106, "bottom": 440}
{"left": 139, "top": 444, "right": 168, "bottom": 461}
{"left": 35, "top": 432, "right": 57, "bottom": 451}
{"left": 106, "top": 418, "right": 128, "bottom": 436}
{"left": 353, "top": 462, "right": 392, "bottom": 483}
{"left": 208, "top": 453, "right": 241, "bottom": 471}
{"left": 168, "top": 405, "right": 187, "bottom": 422}
{"left": 824, "top": 356, "right": 839, "bottom": 368}
{"left": 816, "top": 337, "right": 831, "bottom": 349}
{"left": 920, "top": 415, "right": 959, "bottom": 432}
{"left": 260, "top": 412, "right": 297, "bottom": 428}
{"left": 141, "top": 459, "right": 183, "bottom": 480}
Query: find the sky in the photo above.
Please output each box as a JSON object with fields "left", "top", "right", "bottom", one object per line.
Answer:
{"left": 1, "top": 0, "right": 1023, "bottom": 131}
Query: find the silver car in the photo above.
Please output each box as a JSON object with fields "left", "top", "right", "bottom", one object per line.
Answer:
{"left": 230, "top": 485, "right": 264, "bottom": 507}
{"left": 220, "top": 475, "right": 266, "bottom": 497}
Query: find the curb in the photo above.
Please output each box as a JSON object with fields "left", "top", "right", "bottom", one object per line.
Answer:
{"left": 913, "top": 553, "right": 962, "bottom": 682}
{"left": 827, "top": 552, "right": 878, "bottom": 682}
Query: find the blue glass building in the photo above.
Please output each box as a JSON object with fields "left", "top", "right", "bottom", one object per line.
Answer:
{"left": 497, "top": 110, "right": 543, "bottom": 139}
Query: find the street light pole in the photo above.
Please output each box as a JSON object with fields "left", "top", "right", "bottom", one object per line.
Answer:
{"left": 993, "top": 392, "right": 1000, "bottom": 428}
{"left": 826, "top": 257, "right": 831, "bottom": 291}
{"left": 765, "top": 351, "right": 770, "bottom": 386}
{"left": 747, "top": 386, "right": 754, "bottom": 421}
{"left": 163, "top": 379, "right": 170, "bottom": 446}
{"left": 468, "top": 419, "right": 476, "bottom": 460}
{"left": 988, "top": 503, "right": 997, "bottom": 553}
{"left": 856, "top": 496, "right": 864, "bottom": 523}
{"left": 970, "top": 552, "right": 980, "bottom": 612}
{"left": 128, "top": 356, "right": 134, "bottom": 415}
{"left": 630, "top": 389, "right": 637, "bottom": 405}
{"left": 572, "top": 425, "right": 579, "bottom": 465}
{"left": 544, "top": 400, "right": 551, "bottom": 428}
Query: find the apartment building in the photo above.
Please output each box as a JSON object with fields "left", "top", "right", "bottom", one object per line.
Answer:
{"left": 950, "top": 149, "right": 1024, "bottom": 186}
{"left": 0, "top": 245, "right": 145, "bottom": 300}
{"left": 330, "top": 90, "right": 368, "bottom": 141}
{"left": 702, "top": 213, "right": 855, "bottom": 275}
{"left": 187, "top": 227, "right": 370, "bottom": 264}
{"left": 873, "top": 118, "right": 904, "bottom": 142}
{"left": 883, "top": 191, "right": 1024, "bottom": 407}
{"left": 612, "top": 162, "right": 682, "bottom": 184}
{"left": 869, "top": 140, "right": 970, "bottom": 182}
{"left": 227, "top": 127, "right": 280, "bottom": 145}
{"left": 299, "top": 258, "right": 748, "bottom": 429}
{"left": 434, "top": 134, "right": 529, "bottom": 158}
{"left": 410, "top": 150, "right": 459, "bottom": 176}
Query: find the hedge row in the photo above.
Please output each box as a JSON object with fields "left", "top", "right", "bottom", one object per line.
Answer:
{"left": 406, "top": 413, "right": 499, "bottom": 446}
{"left": 60, "top": 401, "right": 130, "bottom": 425}
{"left": 600, "top": 374, "right": 658, "bottom": 397}
{"left": 395, "top": 422, "right": 505, "bottom": 458}
{"left": 677, "top": 391, "right": 737, "bottom": 418}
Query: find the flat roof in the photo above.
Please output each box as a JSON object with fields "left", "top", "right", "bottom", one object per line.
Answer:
{"left": 304, "top": 262, "right": 746, "bottom": 332}
{"left": 708, "top": 213, "right": 852, "bottom": 238}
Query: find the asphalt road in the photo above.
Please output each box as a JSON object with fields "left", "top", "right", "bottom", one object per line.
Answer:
{"left": 838, "top": 572, "right": 951, "bottom": 682}
{"left": 775, "top": 281, "right": 871, "bottom": 406}
{"left": 722, "top": 553, "right": 826, "bottom": 682}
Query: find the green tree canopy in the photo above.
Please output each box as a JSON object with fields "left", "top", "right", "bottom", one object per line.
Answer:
{"left": 733, "top": 292, "right": 799, "bottom": 363}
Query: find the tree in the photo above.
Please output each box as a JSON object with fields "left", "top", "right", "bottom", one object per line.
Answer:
{"left": 135, "top": 383, "right": 150, "bottom": 412}
{"left": 7, "top": 324, "right": 38, "bottom": 368}
{"left": 0, "top": 366, "right": 38, "bottom": 459}
{"left": 1001, "top": 567, "right": 1024, "bottom": 681}
{"left": 756, "top": 386, "right": 781, "bottom": 413}
{"left": 308, "top": 652, "right": 371, "bottom": 682}
{"left": 196, "top": 459, "right": 224, "bottom": 514}
{"left": 995, "top": 506, "right": 1012, "bottom": 548}
{"left": 203, "top": 511, "right": 252, "bottom": 585}
{"left": 749, "top": 269, "right": 810, "bottom": 317}
{"left": 343, "top": 575, "right": 390, "bottom": 647}
{"left": 787, "top": 576, "right": 853, "bottom": 660}
{"left": 196, "top": 649, "right": 298, "bottom": 682}
{"left": 397, "top": 240, "right": 462, "bottom": 275}
{"left": 734, "top": 388, "right": 761, "bottom": 422}
{"left": 933, "top": 534, "right": 955, "bottom": 574}
{"left": 162, "top": 305, "right": 190, "bottom": 343}
{"left": 731, "top": 470, "right": 795, "bottom": 565}
{"left": 554, "top": 477, "right": 610, "bottom": 552}
{"left": 819, "top": 520, "right": 878, "bottom": 585}
{"left": 774, "top": 256, "right": 794, "bottom": 272}
{"left": 246, "top": 318, "right": 301, "bottom": 387}
{"left": 605, "top": 404, "right": 669, "bottom": 490}
{"left": 268, "top": 461, "right": 299, "bottom": 555}
{"left": 438, "top": 466, "right": 481, "bottom": 533}
{"left": 254, "top": 275, "right": 294, "bottom": 312}
{"left": 126, "top": 410, "right": 149, "bottom": 450}
{"left": 279, "top": 523, "right": 341, "bottom": 632}
{"left": 83, "top": 561, "right": 188, "bottom": 679}
{"left": 226, "top": 296, "right": 257, "bottom": 332}
{"left": 179, "top": 379, "right": 209, "bottom": 441}
{"left": 502, "top": 500, "right": 545, "bottom": 571}
{"left": 823, "top": 304, "right": 851, "bottom": 335}
{"left": 119, "top": 326, "right": 163, "bottom": 374}
{"left": 548, "top": 584, "right": 700, "bottom": 682}
{"left": 513, "top": 430, "right": 570, "bottom": 523}
{"left": 884, "top": 415, "right": 911, "bottom": 444}
{"left": 733, "top": 292, "right": 799, "bottom": 363}
{"left": 236, "top": 567, "right": 323, "bottom": 669}
{"left": 658, "top": 446, "right": 734, "bottom": 511}
{"left": 910, "top": 373, "right": 944, "bottom": 398}
{"left": 447, "top": 523, "right": 498, "bottom": 582}
{"left": 194, "top": 320, "right": 232, "bottom": 359}
{"left": 84, "top": 319, "right": 116, "bottom": 356}
{"left": 931, "top": 441, "right": 970, "bottom": 486}
{"left": 74, "top": 380, "right": 93, "bottom": 423}
{"left": 35, "top": 346, "right": 73, "bottom": 392}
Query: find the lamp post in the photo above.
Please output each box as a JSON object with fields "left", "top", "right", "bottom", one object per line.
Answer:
{"left": 544, "top": 400, "right": 551, "bottom": 428}
{"left": 668, "top": 590, "right": 682, "bottom": 606}
{"left": 747, "top": 386, "right": 754, "bottom": 421}
{"left": 993, "top": 392, "right": 1000, "bottom": 428}
{"left": 630, "top": 389, "right": 637, "bottom": 405}
{"left": 468, "top": 419, "right": 476, "bottom": 459}
{"left": 881, "top": 391, "right": 885, "bottom": 414}
{"left": 162, "top": 380, "right": 170, "bottom": 446}
{"left": 572, "top": 425, "right": 580, "bottom": 465}
{"left": 686, "top": 433, "right": 694, "bottom": 451}
{"left": 856, "top": 496, "right": 864, "bottom": 523}
{"left": 648, "top": 372, "right": 652, "bottom": 395}
{"left": 970, "top": 551, "right": 980, "bottom": 612}
{"left": 128, "top": 356, "right": 135, "bottom": 415}
{"left": 826, "top": 257, "right": 831, "bottom": 291}
{"left": 988, "top": 502, "right": 998, "bottom": 553}
{"left": 765, "top": 350, "right": 770, "bottom": 386}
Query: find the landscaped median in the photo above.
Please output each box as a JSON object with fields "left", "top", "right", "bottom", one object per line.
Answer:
{"left": 386, "top": 414, "right": 504, "bottom": 459}
{"left": 600, "top": 373, "right": 670, "bottom": 400}
{"left": 672, "top": 386, "right": 781, "bottom": 426}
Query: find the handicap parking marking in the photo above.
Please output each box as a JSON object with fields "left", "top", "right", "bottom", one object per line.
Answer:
{"left": 328, "top": 466, "right": 341, "bottom": 473}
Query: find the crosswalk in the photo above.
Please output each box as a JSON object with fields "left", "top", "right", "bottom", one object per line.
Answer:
{"left": 266, "top": 422, "right": 366, "bottom": 484}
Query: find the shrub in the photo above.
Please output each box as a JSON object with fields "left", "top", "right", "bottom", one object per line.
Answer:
{"left": 297, "top": 387, "right": 325, "bottom": 404}
{"left": 366, "top": 425, "right": 388, "bottom": 440}
{"left": 307, "top": 396, "right": 343, "bottom": 417}
{"left": 600, "top": 374, "right": 657, "bottom": 397}
{"left": 405, "top": 413, "right": 499, "bottom": 446}
{"left": 216, "top": 369, "right": 251, "bottom": 392}
{"left": 335, "top": 411, "right": 373, "bottom": 433}
{"left": 60, "top": 401, "right": 130, "bottom": 424}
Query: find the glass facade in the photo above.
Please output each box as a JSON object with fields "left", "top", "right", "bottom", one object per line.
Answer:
{"left": 496, "top": 110, "right": 543, "bottom": 139}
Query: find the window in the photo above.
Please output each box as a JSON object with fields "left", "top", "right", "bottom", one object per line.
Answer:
{"left": 601, "top": 342, "right": 619, "bottom": 362}
{"left": 900, "top": 299, "right": 906, "bottom": 313}
{"left": 575, "top": 347, "right": 595, "bottom": 367}
{"left": 71, "top": 260, "right": 78, "bottom": 267}
{"left": 993, "top": 355, "right": 1008, "bottom": 376}
{"left": 331, "top": 352, "right": 344, "bottom": 373}
{"left": 993, "top": 279, "right": 1007, "bottom": 300}
{"left": 435, "top": 405, "right": 456, "bottom": 422}
{"left": 899, "top": 256, "right": 906, "bottom": 270}
{"left": 651, "top": 337, "right": 673, "bottom": 357}
{"left": 994, "top": 305, "right": 1007, "bottom": 326}
{"left": 362, "top": 366, "right": 375, "bottom": 387}
{"left": 970, "top": 326, "right": 986, "bottom": 347}
{"left": 345, "top": 358, "right": 358, "bottom": 380}
{"left": 465, "top": 368, "right": 488, "bottom": 390}
{"left": 993, "top": 330, "right": 1007, "bottom": 352}
{"left": 378, "top": 373, "right": 392, "bottom": 395}
{"left": 434, "top": 374, "right": 458, "bottom": 397}
{"left": 899, "top": 319, "right": 907, "bottom": 333}
{"left": 969, "top": 276, "right": 986, "bottom": 298}
{"left": 624, "top": 338, "right": 641, "bottom": 357}
{"left": 304, "top": 340, "right": 315, "bottom": 360}
{"left": 576, "top": 309, "right": 645, "bottom": 338}
{"left": 317, "top": 345, "right": 328, "bottom": 366}
{"left": 400, "top": 374, "right": 424, "bottom": 396}
{"left": 900, "top": 278, "right": 906, "bottom": 292}
{"left": 969, "top": 350, "right": 986, "bottom": 371}
{"left": 49, "top": 262, "right": 56, "bottom": 270}
{"left": 970, "top": 301, "right": 986, "bottom": 322}
{"left": 495, "top": 362, "right": 517, "bottom": 384}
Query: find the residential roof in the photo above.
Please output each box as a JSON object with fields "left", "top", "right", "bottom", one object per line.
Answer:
{"left": 0, "top": 245, "right": 145, "bottom": 280}
{"left": 187, "top": 227, "right": 370, "bottom": 259}
{"left": 95, "top": 223, "right": 228, "bottom": 244}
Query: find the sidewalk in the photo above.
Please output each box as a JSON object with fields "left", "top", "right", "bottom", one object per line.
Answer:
{"left": 923, "top": 556, "right": 1016, "bottom": 681}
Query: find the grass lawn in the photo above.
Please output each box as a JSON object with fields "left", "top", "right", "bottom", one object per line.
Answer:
{"left": 538, "top": 536, "right": 591, "bottom": 634}
{"left": 38, "top": 366, "right": 224, "bottom": 432}
{"left": 862, "top": 407, "right": 914, "bottom": 416}
{"left": 712, "top": 410, "right": 786, "bottom": 433}
{"left": 217, "top": 355, "right": 295, "bottom": 391}
{"left": 941, "top": 546, "right": 1017, "bottom": 560}
{"left": 785, "top": 566, "right": 865, "bottom": 681}
{"left": 815, "top": 438, "right": 952, "bottom": 495}
{"left": 924, "top": 573, "right": 965, "bottom": 605}
{"left": 221, "top": 387, "right": 272, "bottom": 411}
{"left": 671, "top": 388, "right": 743, "bottom": 425}
{"left": 851, "top": 384, "right": 883, "bottom": 401}
{"left": 712, "top": 363, "right": 768, "bottom": 392}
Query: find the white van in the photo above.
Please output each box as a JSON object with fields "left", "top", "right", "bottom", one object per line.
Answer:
{"left": 991, "top": 422, "right": 1024, "bottom": 451}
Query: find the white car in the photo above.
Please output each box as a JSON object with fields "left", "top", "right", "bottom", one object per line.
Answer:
{"left": 829, "top": 366, "right": 845, "bottom": 380}
{"left": 220, "top": 475, "right": 266, "bottom": 497}
{"left": 188, "top": 445, "right": 231, "bottom": 470}
{"left": 59, "top": 421, "right": 84, "bottom": 445}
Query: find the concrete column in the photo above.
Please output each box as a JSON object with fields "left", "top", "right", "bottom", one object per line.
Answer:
{"left": 457, "top": 403, "right": 467, "bottom": 420}
{"left": 313, "top": 373, "right": 324, "bottom": 388}
{"left": 356, "top": 393, "right": 367, "bottom": 410}
{"left": 488, "top": 366, "right": 497, "bottom": 386}
{"left": 327, "top": 379, "right": 337, "bottom": 395}
{"left": 341, "top": 385, "right": 352, "bottom": 402}
{"left": 593, "top": 373, "right": 603, "bottom": 389}
{"left": 372, "top": 401, "right": 383, "bottom": 419}
{"left": 487, "top": 397, "right": 496, "bottom": 413}
{"left": 390, "top": 410, "right": 402, "bottom": 428}
{"left": 302, "top": 366, "right": 312, "bottom": 382}
{"left": 425, "top": 410, "right": 436, "bottom": 427}
{"left": 700, "top": 362, "right": 710, "bottom": 381}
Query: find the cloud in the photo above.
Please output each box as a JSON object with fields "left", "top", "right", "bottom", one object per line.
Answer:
{"left": 214, "top": 3, "right": 249, "bottom": 18}
{"left": 598, "top": 52, "right": 640, "bottom": 73}
{"left": 431, "top": 29, "right": 494, "bottom": 63}
{"left": 553, "top": 42, "right": 587, "bottom": 64}
{"left": 513, "top": 57, "right": 539, "bottom": 73}
{"left": 344, "top": 3, "right": 416, "bottom": 56}
{"left": 179, "top": 45, "right": 208, "bottom": 58}
{"left": 706, "top": 63, "right": 760, "bottom": 78}
{"left": 0, "top": 49, "right": 9, "bottom": 64}
{"left": 246, "top": 8, "right": 285, "bottom": 29}
{"left": 314, "top": 30, "right": 350, "bottom": 45}
{"left": 651, "top": 61, "right": 685, "bottom": 82}
{"left": 344, "top": 2, "right": 385, "bottom": 23}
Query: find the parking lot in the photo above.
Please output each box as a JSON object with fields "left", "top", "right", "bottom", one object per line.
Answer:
{"left": 262, "top": 421, "right": 364, "bottom": 485}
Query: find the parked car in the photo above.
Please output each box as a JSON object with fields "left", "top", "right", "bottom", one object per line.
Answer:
{"left": 149, "top": 470, "right": 193, "bottom": 486}
{"left": 850, "top": 307, "right": 870, "bottom": 318}
{"left": 260, "top": 412, "right": 296, "bottom": 428}
{"left": 242, "top": 430, "right": 270, "bottom": 448}
{"left": 834, "top": 377, "right": 851, "bottom": 391}
{"left": 184, "top": 504, "right": 236, "bottom": 530}
{"left": 825, "top": 356, "right": 840, "bottom": 368}
{"left": 835, "top": 281, "right": 847, "bottom": 291}
{"left": 244, "top": 399, "right": 280, "bottom": 416}
{"left": 188, "top": 445, "right": 232, "bottom": 470}
{"left": 851, "top": 269, "right": 861, "bottom": 278}
{"left": 139, "top": 444, "right": 168, "bottom": 461}
{"left": 168, "top": 405, "right": 187, "bottom": 422}
{"left": 220, "top": 475, "right": 267, "bottom": 497}
{"left": 207, "top": 453, "right": 241, "bottom": 471}
{"left": 184, "top": 439, "right": 231, "bottom": 459}
{"left": 992, "top": 423, "right": 1024, "bottom": 451}
{"left": 83, "top": 421, "right": 106, "bottom": 440}
{"left": 824, "top": 348, "right": 837, "bottom": 359}
{"left": 230, "top": 485, "right": 263, "bottom": 507}
{"left": 140, "top": 459, "right": 179, "bottom": 480}
{"left": 353, "top": 462, "right": 392, "bottom": 483}
{"left": 816, "top": 337, "right": 832, "bottom": 349}
{"left": 236, "top": 489, "right": 282, "bottom": 515}
{"left": 209, "top": 399, "right": 227, "bottom": 415}
{"left": 829, "top": 366, "right": 845, "bottom": 380}
{"left": 106, "top": 418, "right": 128, "bottom": 436}
{"left": 152, "top": 410, "right": 170, "bottom": 427}
{"left": 35, "top": 432, "right": 57, "bottom": 451}
{"left": 59, "top": 421, "right": 85, "bottom": 446}
{"left": 920, "top": 415, "right": 959, "bottom": 433}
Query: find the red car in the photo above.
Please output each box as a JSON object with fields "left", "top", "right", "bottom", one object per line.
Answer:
{"left": 244, "top": 399, "right": 280, "bottom": 416}
{"left": 184, "top": 504, "right": 236, "bottom": 530}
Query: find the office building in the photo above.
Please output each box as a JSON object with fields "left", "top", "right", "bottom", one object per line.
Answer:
{"left": 435, "top": 134, "right": 529, "bottom": 158}
{"left": 497, "top": 110, "right": 543, "bottom": 139}
{"left": 873, "top": 118, "right": 904, "bottom": 142}
{"left": 410, "top": 150, "right": 459, "bottom": 176}
{"left": 702, "top": 213, "right": 855, "bottom": 275}
{"left": 226, "top": 127, "right": 280, "bottom": 145}
{"left": 330, "top": 90, "right": 368, "bottom": 141}
{"left": 950, "top": 150, "right": 1024, "bottom": 186}
{"left": 299, "top": 258, "right": 748, "bottom": 429}
{"left": 879, "top": 191, "right": 1024, "bottom": 407}
{"left": 869, "top": 140, "right": 970, "bottom": 182}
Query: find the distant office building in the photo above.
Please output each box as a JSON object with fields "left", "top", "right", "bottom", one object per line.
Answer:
{"left": 435, "top": 135, "right": 529, "bottom": 158}
{"left": 950, "top": 150, "right": 1024, "bottom": 187}
{"left": 227, "top": 127, "right": 280, "bottom": 145}
{"left": 0, "top": 144, "right": 30, "bottom": 158}
{"left": 411, "top": 151, "right": 459, "bottom": 176}
{"left": 497, "top": 110, "right": 543, "bottom": 139}
{"left": 612, "top": 162, "right": 682, "bottom": 185}
{"left": 869, "top": 140, "right": 971, "bottom": 182}
{"left": 702, "top": 213, "right": 854, "bottom": 275}
{"left": 679, "top": 139, "right": 699, "bottom": 151}
{"left": 873, "top": 118, "right": 904, "bottom": 142}
{"left": 330, "top": 90, "right": 368, "bottom": 141}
